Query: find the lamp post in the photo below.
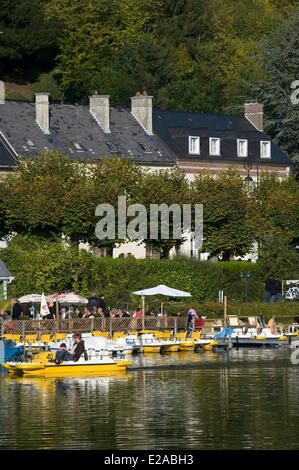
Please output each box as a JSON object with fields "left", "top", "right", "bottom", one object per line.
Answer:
{"left": 244, "top": 161, "right": 253, "bottom": 190}
{"left": 243, "top": 158, "right": 259, "bottom": 189}
{"left": 240, "top": 271, "right": 250, "bottom": 302}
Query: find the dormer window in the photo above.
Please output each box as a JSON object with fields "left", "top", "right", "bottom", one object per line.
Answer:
{"left": 25, "top": 138, "right": 35, "bottom": 148}
{"left": 260, "top": 141, "right": 271, "bottom": 159}
{"left": 189, "top": 136, "right": 200, "bottom": 155}
{"left": 139, "top": 143, "right": 149, "bottom": 152}
{"left": 106, "top": 142, "right": 117, "bottom": 151}
{"left": 209, "top": 137, "right": 220, "bottom": 156}
{"left": 73, "top": 141, "right": 84, "bottom": 151}
{"left": 237, "top": 139, "right": 248, "bottom": 157}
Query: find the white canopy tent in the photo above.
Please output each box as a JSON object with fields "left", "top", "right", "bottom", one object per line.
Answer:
{"left": 133, "top": 285, "right": 192, "bottom": 298}
{"left": 132, "top": 284, "right": 192, "bottom": 328}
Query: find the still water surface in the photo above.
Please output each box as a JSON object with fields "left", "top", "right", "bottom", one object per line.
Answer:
{"left": 1, "top": 348, "right": 299, "bottom": 450}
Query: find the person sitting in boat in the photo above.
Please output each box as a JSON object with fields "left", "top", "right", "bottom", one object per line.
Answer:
{"left": 55, "top": 343, "right": 74, "bottom": 364}
{"left": 72, "top": 334, "right": 87, "bottom": 361}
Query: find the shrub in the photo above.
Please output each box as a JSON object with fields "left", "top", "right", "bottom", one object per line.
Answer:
{"left": 1, "top": 237, "right": 299, "bottom": 318}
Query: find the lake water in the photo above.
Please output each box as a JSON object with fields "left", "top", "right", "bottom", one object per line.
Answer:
{"left": 1, "top": 348, "right": 299, "bottom": 450}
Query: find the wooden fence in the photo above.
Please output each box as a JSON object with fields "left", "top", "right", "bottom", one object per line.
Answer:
{"left": 1, "top": 316, "right": 189, "bottom": 338}
{"left": 3, "top": 314, "right": 296, "bottom": 339}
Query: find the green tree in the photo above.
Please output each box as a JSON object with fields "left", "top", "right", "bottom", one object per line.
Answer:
{"left": 44, "top": 0, "right": 149, "bottom": 99}
{"left": 89, "top": 157, "right": 146, "bottom": 255}
{"left": 252, "top": 9, "right": 299, "bottom": 175}
{"left": 0, "top": 151, "right": 75, "bottom": 237}
{"left": 192, "top": 169, "right": 258, "bottom": 260}
{"left": 134, "top": 167, "right": 191, "bottom": 258}
{"left": 254, "top": 173, "right": 299, "bottom": 246}
{"left": 0, "top": 234, "right": 76, "bottom": 296}
{"left": 0, "top": 0, "right": 58, "bottom": 75}
{"left": 257, "top": 231, "right": 299, "bottom": 280}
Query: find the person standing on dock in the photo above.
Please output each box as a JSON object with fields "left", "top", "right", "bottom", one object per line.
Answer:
{"left": 187, "top": 309, "right": 196, "bottom": 337}
{"left": 264, "top": 275, "right": 273, "bottom": 302}
{"left": 273, "top": 277, "right": 282, "bottom": 302}
{"left": 12, "top": 298, "right": 23, "bottom": 321}
{"left": 88, "top": 293, "right": 99, "bottom": 310}
{"left": 194, "top": 314, "right": 205, "bottom": 331}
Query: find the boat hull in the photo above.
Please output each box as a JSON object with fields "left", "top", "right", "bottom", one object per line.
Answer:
{"left": 3, "top": 360, "right": 133, "bottom": 377}
{"left": 214, "top": 336, "right": 289, "bottom": 349}
{"left": 197, "top": 341, "right": 218, "bottom": 351}
{"left": 178, "top": 341, "right": 195, "bottom": 351}
{"left": 143, "top": 346, "right": 161, "bottom": 353}
{"left": 161, "top": 344, "right": 179, "bottom": 352}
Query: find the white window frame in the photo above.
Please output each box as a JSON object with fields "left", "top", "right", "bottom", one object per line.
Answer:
{"left": 209, "top": 137, "right": 220, "bottom": 156}
{"left": 237, "top": 139, "right": 248, "bottom": 157}
{"left": 188, "top": 136, "right": 200, "bottom": 155}
{"left": 260, "top": 140, "right": 271, "bottom": 159}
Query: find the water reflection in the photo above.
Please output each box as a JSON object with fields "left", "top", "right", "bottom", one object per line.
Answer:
{"left": 1, "top": 349, "right": 299, "bottom": 450}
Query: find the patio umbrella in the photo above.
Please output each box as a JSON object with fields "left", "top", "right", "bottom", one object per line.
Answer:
{"left": 40, "top": 293, "right": 50, "bottom": 317}
{"left": 18, "top": 294, "right": 48, "bottom": 304}
{"left": 56, "top": 293, "right": 88, "bottom": 305}
{"left": 132, "top": 284, "right": 192, "bottom": 328}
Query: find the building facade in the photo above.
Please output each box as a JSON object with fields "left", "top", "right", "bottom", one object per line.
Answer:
{"left": 0, "top": 93, "right": 293, "bottom": 259}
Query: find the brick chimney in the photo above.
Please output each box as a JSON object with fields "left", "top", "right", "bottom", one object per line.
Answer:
{"left": 244, "top": 99, "right": 263, "bottom": 132}
{"left": 131, "top": 91, "right": 153, "bottom": 135}
{"left": 89, "top": 93, "right": 110, "bottom": 133}
{"left": 35, "top": 93, "right": 50, "bottom": 134}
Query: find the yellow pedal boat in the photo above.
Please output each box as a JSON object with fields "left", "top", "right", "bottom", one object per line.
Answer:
{"left": 178, "top": 340, "right": 196, "bottom": 351}
{"left": 2, "top": 351, "right": 133, "bottom": 377}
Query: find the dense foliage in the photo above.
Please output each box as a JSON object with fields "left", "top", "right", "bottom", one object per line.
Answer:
{"left": 0, "top": 152, "right": 298, "bottom": 259}
{"left": 1, "top": 235, "right": 298, "bottom": 310}
{"left": 0, "top": 1, "right": 298, "bottom": 169}
{"left": 252, "top": 10, "right": 299, "bottom": 175}
{"left": 0, "top": 153, "right": 298, "bottom": 307}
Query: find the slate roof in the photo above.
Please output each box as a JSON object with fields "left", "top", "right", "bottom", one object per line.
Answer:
{"left": 0, "top": 259, "right": 14, "bottom": 280}
{"left": 0, "top": 100, "right": 175, "bottom": 167}
{"left": 153, "top": 108, "right": 292, "bottom": 166}
{"left": 0, "top": 131, "right": 18, "bottom": 168}
{"left": 0, "top": 101, "right": 292, "bottom": 169}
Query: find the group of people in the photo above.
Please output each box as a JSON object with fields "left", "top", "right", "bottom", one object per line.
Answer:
{"left": 264, "top": 275, "right": 282, "bottom": 303}
{"left": 2, "top": 294, "right": 159, "bottom": 322}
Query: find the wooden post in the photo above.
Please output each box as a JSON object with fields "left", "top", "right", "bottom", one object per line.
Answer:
{"left": 56, "top": 298, "right": 59, "bottom": 332}
{"left": 224, "top": 295, "right": 227, "bottom": 328}
{"left": 142, "top": 295, "right": 145, "bottom": 331}
{"left": 174, "top": 317, "right": 177, "bottom": 337}
{"left": 109, "top": 316, "right": 113, "bottom": 339}
{"left": 161, "top": 301, "right": 163, "bottom": 316}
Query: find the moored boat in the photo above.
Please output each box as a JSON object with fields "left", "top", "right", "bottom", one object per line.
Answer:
{"left": 125, "top": 333, "right": 180, "bottom": 353}
{"left": 178, "top": 340, "right": 196, "bottom": 351}
{"left": 0, "top": 339, "right": 24, "bottom": 363}
{"left": 47, "top": 333, "right": 134, "bottom": 357}
{"left": 2, "top": 350, "right": 132, "bottom": 376}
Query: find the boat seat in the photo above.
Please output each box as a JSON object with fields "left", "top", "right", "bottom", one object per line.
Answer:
{"left": 3, "top": 334, "right": 21, "bottom": 342}
{"left": 93, "top": 331, "right": 110, "bottom": 337}
{"left": 40, "top": 334, "right": 53, "bottom": 343}
{"left": 214, "top": 328, "right": 234, "bottom": 338}
{"left": 25, "top": 335, "right": 37, "bottom": 343}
